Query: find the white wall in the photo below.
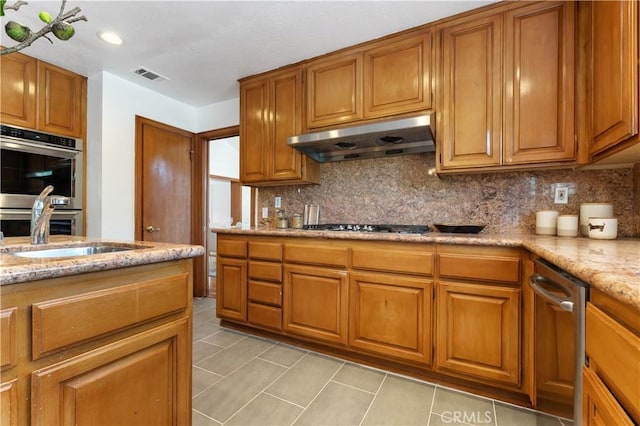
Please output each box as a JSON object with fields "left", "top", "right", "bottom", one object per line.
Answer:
{"left": 196, "top": 98, "right": 239, "bottom": 132}
{"left": 87, "top": 71, "right": 198, "bottom": 239}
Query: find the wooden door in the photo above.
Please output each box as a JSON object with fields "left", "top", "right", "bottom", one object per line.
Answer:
{"left": 0, "top": 379, "right": 18, "bottom": 426}
{"left": 216, "top": 257, "right": 247, "bottom": 322}
{"left": 37, "top": 61, "right": 86, "bottom": 138}
{"left": 437, "top": 14, "right": 502, "bottom": 169}
{"left": 349, "top": 273, "right": 432, "bottom": 365}
{"left": 436, "top": 281, "right": 521, "bottom": 387}
{"left": 270, "top": 68, "right": 304, "bottom": 181}
{"left": 31, "top": 321, "right": 191, "bottom": 425}
{"left": 504, "top": 1, "right": 576, "bottom": 164}
{"left": 240, "top": 78, "right": 270, "bottom": 183}
{"left": 0, "top": 52, "right": 37, "bottom": 129}
{"left": 364, "top": 30, "right": 433, "bottom": 119}
{"left": 135, "top": 117, "right": 205, "bottom": 296}
{"left": 582, "top": 367, "right": 635, "bottom": 426}
{"left": 306, "top": 52, "right": 363, "bottom": 128}
{"left": 283, "top": 265, "right": 348, "bottom": 345}
{"left": 588, "top": 0, "right": 638, "bottom": 156}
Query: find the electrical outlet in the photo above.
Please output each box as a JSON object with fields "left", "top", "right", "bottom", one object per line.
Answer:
{"left": 274, "top": 196, "right": 282, "bottom": 209}
{"left": 554, "top": 186, "right": 569, "bottom": 204}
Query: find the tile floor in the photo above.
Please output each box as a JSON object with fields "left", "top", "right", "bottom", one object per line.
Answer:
{"left": 192, "top": 298, "right": 573, "bottom": 426}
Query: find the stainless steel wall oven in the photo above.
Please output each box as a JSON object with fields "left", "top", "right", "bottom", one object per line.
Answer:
{"left": 0, "top": 124, "right": 83, "bottom": 236}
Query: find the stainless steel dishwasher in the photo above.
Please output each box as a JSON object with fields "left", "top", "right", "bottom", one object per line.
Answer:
{"left": 529, "top": 258, "right": 589, "bottom": 425}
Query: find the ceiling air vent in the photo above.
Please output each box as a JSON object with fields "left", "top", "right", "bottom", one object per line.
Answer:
{"left": 134, "top": 67, "right": 169, "bottom": 82}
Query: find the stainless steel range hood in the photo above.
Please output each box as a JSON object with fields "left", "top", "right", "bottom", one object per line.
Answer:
{"left": 287, "top": 114, "right": 435, "bottom": 162}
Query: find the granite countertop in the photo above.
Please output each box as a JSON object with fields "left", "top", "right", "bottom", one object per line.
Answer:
{"left": 214, "top": 227, "right": 640, "bottom": 310}
{"left": 0, "top": 236, "right": 205, "bottom": 285}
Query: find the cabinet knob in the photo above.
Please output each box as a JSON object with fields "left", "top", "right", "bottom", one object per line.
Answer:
{"left": 145, "top": 226, "right": 160, "bottom": 233}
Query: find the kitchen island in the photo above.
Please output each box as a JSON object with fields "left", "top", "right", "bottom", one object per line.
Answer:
{"left": 212, "top": 227, "right": 639, "bottom": 422}
{"left": 0, "top": 236, "right": 204, "bottom": 425}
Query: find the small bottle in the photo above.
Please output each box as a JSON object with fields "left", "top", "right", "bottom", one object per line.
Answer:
{"left": 276, "top": 209, "right": 287, "bottom": 229}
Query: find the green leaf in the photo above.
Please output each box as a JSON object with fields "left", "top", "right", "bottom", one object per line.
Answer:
{"left": 0, "top": 0, "right": 6, "bottom": 17}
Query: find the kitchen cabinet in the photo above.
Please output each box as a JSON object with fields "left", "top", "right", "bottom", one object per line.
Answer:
{"left": 0, "top": 259, "right": 193, "bottom": 425}
{"left": 216, "top": 235, "right": 248, "bottom": 322}
{"left": 583, "top": 289, "right": 640, "bottom": 425}
{"left": 248, "top": 239, "right": 283, "bottom": 331}
{"left": 435, "top": 246, "right": 522, "bottom": 388}
{"left": 349, "top": 242, "right": 434, "bottom": 366}
{"left": 283, "top": 241, "right": 350, "bottom": 345}
{"left": 436, "top": 1, "right": 576, "bottom": 172}
{"left": 239, "top": 66, "right": 319, "bottom": 186}
{"left": 580, "top": 0, "right": 638, "bottom": 161}
{"left": 305, "top": 29, "right": 433, "bottom": 129}
{"left": 0, "top": 52, "right": 86, "bottom": 138}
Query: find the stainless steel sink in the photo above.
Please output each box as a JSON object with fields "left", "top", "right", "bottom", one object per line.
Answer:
{"left": 10, "top": 245, "right": 136, "bottom": 258}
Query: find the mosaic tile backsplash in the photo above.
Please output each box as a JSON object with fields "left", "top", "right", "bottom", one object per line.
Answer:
{"left": 259, "top": 154, "right": 639, "bottom": 237}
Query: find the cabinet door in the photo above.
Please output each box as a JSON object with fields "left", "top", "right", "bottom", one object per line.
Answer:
{"left": 216, "top": 257, "right": 247, "bottom": 322}
{"left": 0, "top": 379, "right": 18, "bottom": 426}
{"left": 436, "top": 281, "right": 521, "bottom": 387}
{"left": 283, "top": 265, "right": 348, "bottom": 345}
{"left": 270, "top": 68, "right": 305, "bottom": 181}
{"left": 240, "top": 78, "right": 270, "bottom": 183}
{"left": 582, "top": 367, "right": 634, "bottom": 426}
{"left": 37, "top": 61, "right": 85, "bottom": 138}
{"left": 437, "top": 14, "right": 502, "bottom": 169}
{"left": 364, "top": 30, "right": 432, "bottom": 119}
{"left": 31, "top": 320, "right": 191, "bottom": 425}
{"left": 504, "top": 2, "right": 576, "bottom": 164}
{"left": 306, "top": 52, "right": 363, "bottom": 128}
{"left": 349, "top": 273, "right": 432, "bottom": 366}
{"left": 0, "top": 52, "right": 37, "bottom": 129}
{"left": 588, "top": 0, "right": 638, "bottom": 156}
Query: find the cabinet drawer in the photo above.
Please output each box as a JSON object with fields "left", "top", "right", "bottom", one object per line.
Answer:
{"left": 249, "top": 241, "right": 283, "bottom": 261}
{"left": 0, "top": 308, "right": 17, "bottom": 370}
{"left": 285, "top": 244, "right": 349, "bottom": 267}
{"left": 248, "top": 281, "right": 282, "bottom": 307}
{"left": 586, "top": 303, "right": 640, "bottom": 423}
{"left": 352, "top": 246, "right": 433, "bottom": 276}
{"left": 249, "top": 261, "right": 282, "bottom": 283}
{"left": 32, "top": 273, "right": 189, "bottom": 359}
{"left": 438, "top": 252, "right": 520, "bottom": 284}
{"left": 248, "top": 303, "right": 282, "bottom": 331}
{"left": 218, "top": 238, "right": 247, "bottom": 258}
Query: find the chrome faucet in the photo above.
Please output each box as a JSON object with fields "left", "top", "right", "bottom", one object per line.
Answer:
{"left": 31, "top": 185, "right": 70, "bottom": 245}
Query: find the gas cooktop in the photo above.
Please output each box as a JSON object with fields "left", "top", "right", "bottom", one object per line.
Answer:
{"left": 304, "top": 224, "right": 429, "bottom": 234}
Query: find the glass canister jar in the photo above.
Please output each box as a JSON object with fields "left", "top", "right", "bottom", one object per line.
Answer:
{"left": 291, "top": 213, "right": 303, "bottom": 229}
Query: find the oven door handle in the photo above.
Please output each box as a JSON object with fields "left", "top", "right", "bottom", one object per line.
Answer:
{"left": 529, "top": 273, "right": 574, "bottom": 312}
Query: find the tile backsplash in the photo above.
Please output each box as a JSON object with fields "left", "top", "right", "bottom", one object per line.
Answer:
{"left": 259, "top": 154, "right": 639, "bottom": 237}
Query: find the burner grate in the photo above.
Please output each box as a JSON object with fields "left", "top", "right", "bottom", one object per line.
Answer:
{"left": 304, "top": 224, "right": 429, "bottom": 234}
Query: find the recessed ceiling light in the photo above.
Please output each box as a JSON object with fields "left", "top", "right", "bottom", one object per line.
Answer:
{"left": 98, "top": 31, "right": 123, "bottom": 45}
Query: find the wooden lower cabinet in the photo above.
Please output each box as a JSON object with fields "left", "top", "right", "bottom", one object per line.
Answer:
{"left": 31, "top": 319, "right": 190, "bottom": 425}
{"left": 582, "top": 366, "right": 634, "bottom": 426}
{"left": 283, "top": 264, "right": 348, "bottom": 345}
{"left": 349, "top": 273, "right": 433, "bottom": 365}
{"left": 0, "top": 259, "right": 193, "bottom": 425}
{"left": 217, "top": 257, "right": 248, "bottom": 322}
{"left": 436, "top": 281, "right": 521, "bottom": 387}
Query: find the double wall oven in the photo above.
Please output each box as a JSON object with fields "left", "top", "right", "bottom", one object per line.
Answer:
{"left": 0, "top": 124, "right": 83, "bottom": 237}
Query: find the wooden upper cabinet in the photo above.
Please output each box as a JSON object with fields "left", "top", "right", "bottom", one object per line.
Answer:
{"left": 0, "top": 52, "right": 37, "bottom": 129}
{"left": 305, "top": 29, "right": 433, "bottom": 129}
{"left": 503, "top": 2, "right": 575, "bottom": 164}
{"left": 437, "top": 14, "right": 502, "bottom": 169}
{"left": 0, "top": 53, "right": 85, "bottom": 138}
{"left": 437, "top": 1, "right": 576, "bottom": 172}
{"left": 586, "top": 0, "right": 638, "bottom": 157}
{"left": 240, "top": 67, "right": 319, "bottom": 186}
{"left": 363, "top": 30, "right": 433, "bottom": 119}
{"left": 37, "top": 61, "right": 85, "bottom": 138}
{"left": 306, "top": 52, "right": 363, "bottom": 128}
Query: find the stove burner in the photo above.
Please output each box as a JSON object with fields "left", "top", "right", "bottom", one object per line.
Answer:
{"left": 305, "top": 224, "right": 429, "bottom": 234}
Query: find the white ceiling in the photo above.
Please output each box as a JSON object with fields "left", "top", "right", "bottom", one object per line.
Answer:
{"left": 3, "top": 0, "right": 496, "bottom": 107}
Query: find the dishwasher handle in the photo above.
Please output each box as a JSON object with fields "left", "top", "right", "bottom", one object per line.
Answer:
{"left": 529, "top": 273, "right": 574, "bottom": 312}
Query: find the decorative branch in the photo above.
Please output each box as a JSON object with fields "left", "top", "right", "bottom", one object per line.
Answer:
{"left": 1, "top": 0, "right": 87, "bottom": 56}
